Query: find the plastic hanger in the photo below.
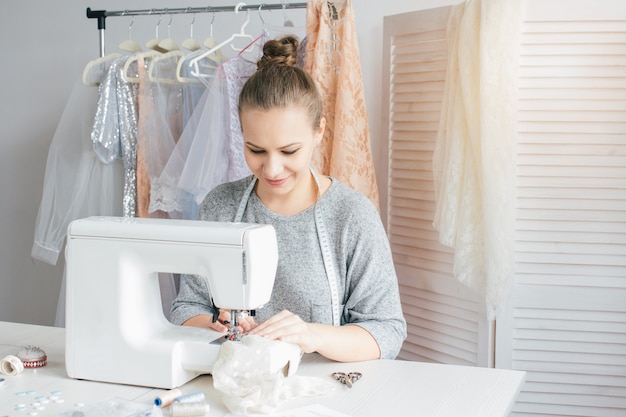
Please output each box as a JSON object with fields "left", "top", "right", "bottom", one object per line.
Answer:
{"left": 176, "top": 11, "right": 222, "bottom": 83}
{"left": 181, "top": 11, "right": 201, "bottom": 52}
{"left": 257, "top": 4, "right": 268, "bottom": 27}
{"left": 118, "top": 13, "right": 142, "bottom": 53}
{"left": 82, "top": 53, "right": 122, "bottom": 86}
{"left": 282, "top": 1, "right": 294, "bottom": 27}
{"left": 189, "top": 2, "right": 255, "bottom": 77}
{"left": 145, "top": 11, "right": 163, "bottom": 51}
{"left": 201, "top": 12, "right": 228, "bottom": 63}
{"left": 122, "top": 49, "right": 161, "bottom": 83}
{"left": 148, "top": 51, "right": 185, "bottom": 85}
{"left": 82, "top": 12, "right": 142, "bottom": 86}
{"left": 157, "top": 13, "right": 180, "bottom": 52}
{"left": 230, "top": 4, "right": 257, "bottom": 53}
{"left": 258, "top": 3, "right": 305, "bottom": 39}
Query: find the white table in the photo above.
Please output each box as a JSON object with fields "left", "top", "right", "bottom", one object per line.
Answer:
{"left": 0, "top": 321, "right": 525, "bottom": 417}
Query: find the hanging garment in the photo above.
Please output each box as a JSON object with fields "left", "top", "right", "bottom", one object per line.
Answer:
{"left": 32, "top": 80, "right": 124, "bottom": 265}
{"left": 31, "top": 79, "right": 124, "bottom": 327}
{"left": 150, "top": 56, "right": 217, "bottom": 219}
{"left": 136, "top": 55, "right": 154, "bottom": 219}
{"left": 135, "top": 55, "right": 181, "bottom": 320}
{"left": 152, "top": 87, "right": 211, "bottom": 219}
{"left": 176, "top": 53, "right": 263, "bottom": 212}
{"left": 304, "top": 0, "right": 379, "bottom": 209}
{"left": 91, "top": 55, "right": 139, "bottom": 217}
{"left": 136, "top": 54, "right": 185, "bottom": 218}
{"left": 432, "top": 0, "right": 520, "bottom": 319}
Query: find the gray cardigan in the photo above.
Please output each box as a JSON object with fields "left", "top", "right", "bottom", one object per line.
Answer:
{"left": 171, "top": 176, "right": 407, "bottom": 359}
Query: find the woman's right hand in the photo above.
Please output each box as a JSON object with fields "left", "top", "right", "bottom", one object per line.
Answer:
{"left": 183, "top": 310, "right": 257, "bottom": 333}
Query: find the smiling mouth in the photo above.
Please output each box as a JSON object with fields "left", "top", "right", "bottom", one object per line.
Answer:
{"left": 265, "top": 177, "right": 288, "bottom": 187}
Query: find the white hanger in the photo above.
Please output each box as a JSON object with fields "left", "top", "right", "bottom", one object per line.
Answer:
{"left": 82, "top": 53, "right": 122, "bottom": 86}
{"left": 149, "top": 50, "right": 185, "bottom": 85}
{"left": 282, "top": 1, "right": 294, "bottom": 27}
{"left": 181, "top": 11, "right": 201, "bottom": 52}
{"left": 157, "top": 13, "right": 180, "bottom": 52}
{"left": 122, "top": 49, "right": 161, "bottom": 83}
{"left": 189, "top": 2, "right": 255, "bottom": 78}
{"left": 201, "top": 12, "right": 228, "bottom": 63}
{"left": 230, "top": 3, "right": 258, "bottom": 53}
{"left": 118, "top": 13, "right": 142, "bottom": 53}
{"left": 145, "top": 11, "right": 163, "bottom": 51}
{"left": 176, "top": 11, "right": 222, "bottom": 84}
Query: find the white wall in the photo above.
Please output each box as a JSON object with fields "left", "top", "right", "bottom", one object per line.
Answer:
{"left": 0, "top": 0, "right": 457, "bottom": 326}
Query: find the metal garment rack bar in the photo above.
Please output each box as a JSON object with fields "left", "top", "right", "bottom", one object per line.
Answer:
{"left": 86, "top": 2, "right": 308, "bottom": 56}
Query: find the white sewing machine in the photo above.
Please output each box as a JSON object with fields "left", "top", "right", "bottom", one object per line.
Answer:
{"left": 64, "top": 216, "right": 278, "bottom": 389}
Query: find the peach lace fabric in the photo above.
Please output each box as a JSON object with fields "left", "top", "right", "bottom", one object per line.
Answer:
{"left": 304, "top": 0, "right": 379, "bottom": 209}
{"left": 432, "top": 0, "right": 520, "bottom": 319}
{"left": 136, "top": 56, "right": 152, "bottom": 219}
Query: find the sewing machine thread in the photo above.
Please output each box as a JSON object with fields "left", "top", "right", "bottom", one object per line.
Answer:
{"left": 173, "top": 391, "right": 205, "bottom": 404}
{"left": 153, "top": 388, "right": 182, "bottom": 407}
{"left": 0, "top": 355, "right": 24, "bottom": 376}
{"left": 170, "top": 401, "right": 210, "bottom": 417}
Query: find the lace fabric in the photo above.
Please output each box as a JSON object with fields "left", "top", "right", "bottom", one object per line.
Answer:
{"left": 149, "top": 55, "right": 213, "bottom": 218}
{"left": 432, "top": 0, "right": 520, "bottom": 319}
{"left": 304, "top": 0, "right": 380, "bottom": 209}
{"left": 140, "top": 54, "right": 186, "bottom": 216}
{"left": 220, "top": 54, "right": 257, "bottom": 182}
{"left": 160, "top": 69, "right": 230, "bottom": 215}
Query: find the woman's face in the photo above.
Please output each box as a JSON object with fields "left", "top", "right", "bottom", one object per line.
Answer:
{"left": 240, "top": 105, "right": 324, "bottom": 200}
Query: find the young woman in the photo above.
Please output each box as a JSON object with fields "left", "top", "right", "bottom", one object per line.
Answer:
{"left": 171, "top": 36, "right": 406, "bottom": 362}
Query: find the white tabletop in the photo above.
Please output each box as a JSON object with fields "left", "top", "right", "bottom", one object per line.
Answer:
{"left": 0, "top": 321, "right": 525, "bottom": 417}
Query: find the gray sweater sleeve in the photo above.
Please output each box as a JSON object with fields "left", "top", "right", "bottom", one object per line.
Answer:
{"left": 327, "top": 183, "right": 407, "bottom": 359}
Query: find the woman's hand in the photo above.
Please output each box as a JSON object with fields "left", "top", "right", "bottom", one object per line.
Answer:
{"left": 248, "top": 310, "right": 319, "bottom": 353}
{"left": 248, "top": 310, "right": 382, "bottom": 362}
{"left": 183, "top": 310, "right": 257, "bottom": 334}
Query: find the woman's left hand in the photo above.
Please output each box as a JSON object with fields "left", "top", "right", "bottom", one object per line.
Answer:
{"left": 247, "top": 310, "right": 319, "bottom": 353}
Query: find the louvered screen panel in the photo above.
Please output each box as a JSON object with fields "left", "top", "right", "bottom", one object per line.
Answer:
{"left": 383, "top": 7, "right": 489, "bottom": 366}
{"left": 512, "top": 1, "right": 626, "bottom": 415}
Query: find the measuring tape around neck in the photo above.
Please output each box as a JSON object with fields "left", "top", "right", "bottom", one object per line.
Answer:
{"left": 235, "top": 172, "right": 341, "bottom": 326}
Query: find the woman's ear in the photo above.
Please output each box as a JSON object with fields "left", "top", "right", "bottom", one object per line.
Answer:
{"left": 315, "top": 117, "right": 326, "bottom": 145}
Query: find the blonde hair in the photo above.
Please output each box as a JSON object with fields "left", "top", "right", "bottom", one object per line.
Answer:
{"left": 238, "top": 35, "right": 323, "bottom": 129}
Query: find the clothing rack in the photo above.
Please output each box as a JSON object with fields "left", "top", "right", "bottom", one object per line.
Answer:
{"left": 86, "top": 2, "right": 308, "bottom": 57}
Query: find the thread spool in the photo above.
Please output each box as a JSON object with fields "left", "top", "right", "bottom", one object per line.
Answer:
{"left": 173, "top": 391, "right": 205, "bottom": 404}
{"left": 170, "top": 402, "right": 210, "bottom": 417}
{"left": 153, "top": 388, "right": 182, "bottom": 407}
{"left": 0, "top": 355, "right": 24, "bottom": 376}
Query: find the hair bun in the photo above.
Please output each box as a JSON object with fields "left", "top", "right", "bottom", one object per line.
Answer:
{"left": 257, "top": 35, "right": 299, "bottom": 70}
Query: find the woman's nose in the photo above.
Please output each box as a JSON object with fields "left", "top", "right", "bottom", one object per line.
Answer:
{"left": 263, "top": 154, "right": 282, "bottom": 178}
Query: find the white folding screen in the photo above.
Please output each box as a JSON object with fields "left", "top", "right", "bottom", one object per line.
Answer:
{"left": 382, "top": 1, "right": 626, "bottom": 416}
{"left": 498, "top": 1, "right": 626, "bottom": 415}
{"left": 382, "top": 6, "right": 492, "bottom": 367}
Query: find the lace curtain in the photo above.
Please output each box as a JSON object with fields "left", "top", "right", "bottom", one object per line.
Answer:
{"left": 432, "top": 0, "right": 521, "bottom": 319}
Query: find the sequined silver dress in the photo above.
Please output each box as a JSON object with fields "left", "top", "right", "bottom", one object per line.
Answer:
{"left": 91, "top": 56, "right": 139, "bottom": 218}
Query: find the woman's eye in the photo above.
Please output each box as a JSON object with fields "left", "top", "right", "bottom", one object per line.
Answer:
{"left": 283, "top": 149, "right": 299, "bottom": 155}
{"left": 249, "top": 148, "right": 265, "bottom": 154}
